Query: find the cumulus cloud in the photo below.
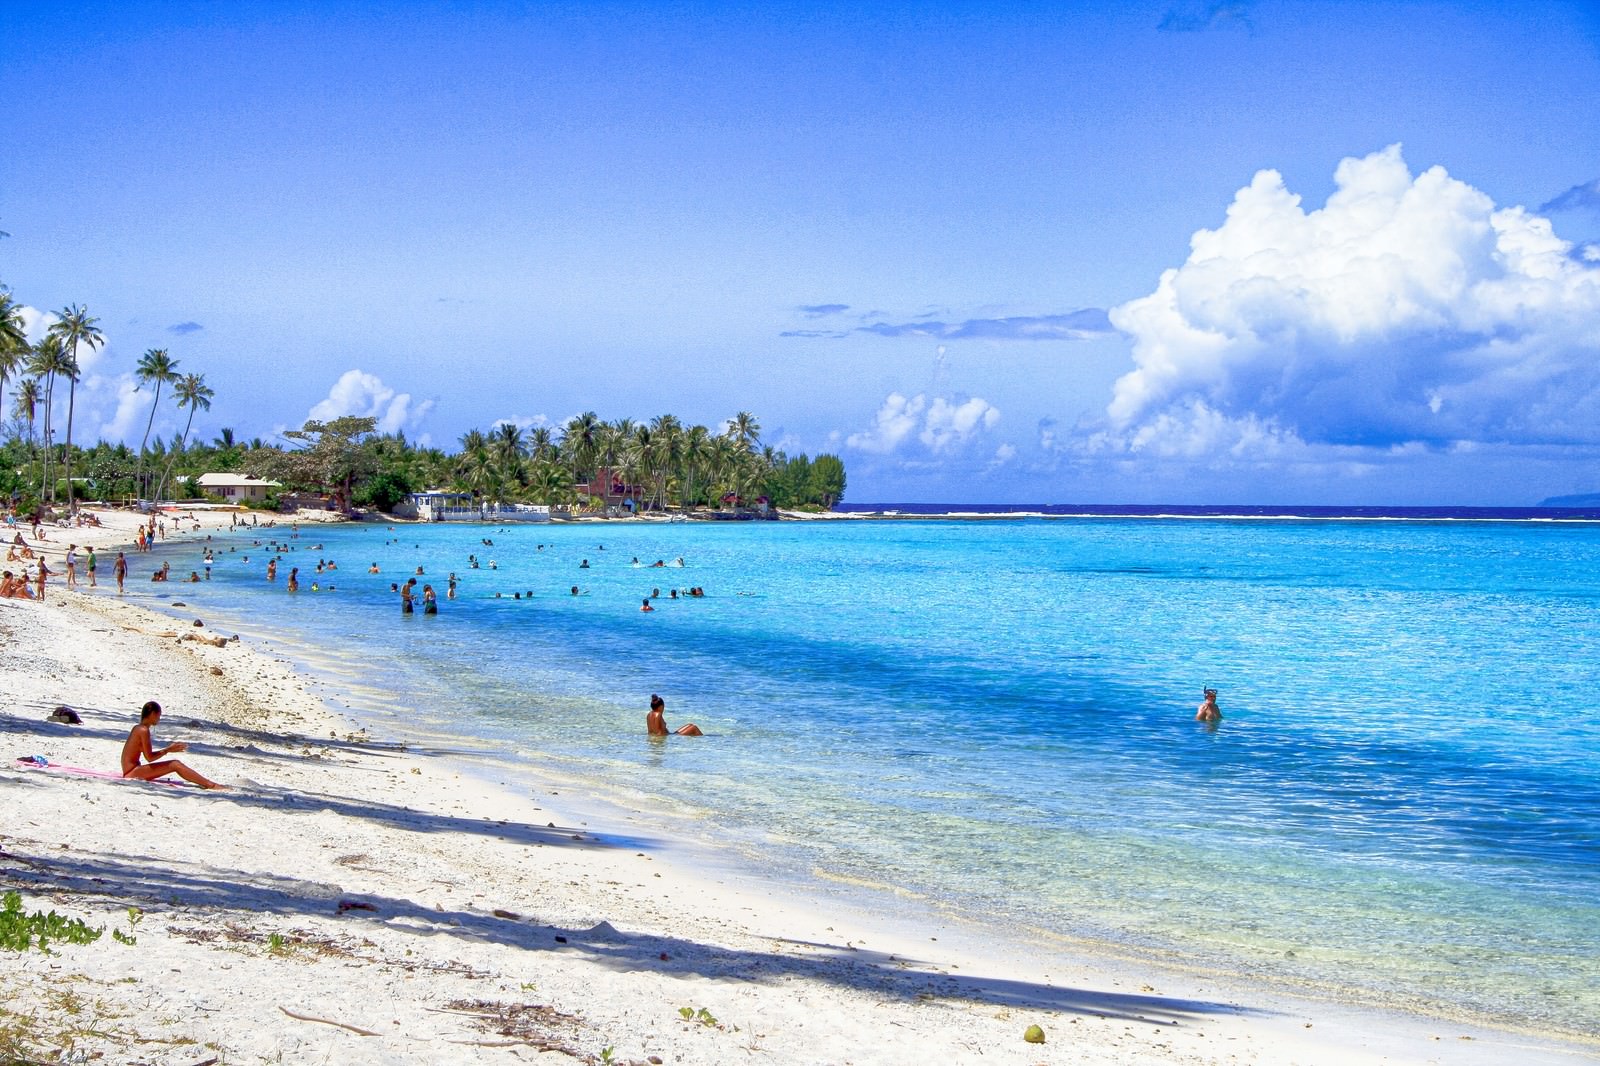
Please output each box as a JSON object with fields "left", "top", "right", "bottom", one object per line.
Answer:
{"left": 846, "top": 392, "right": 1000, "bottom": 455}
{"left": 1104, "top": 144, "right": 1600, "bottom": 455}
{"left": 846, "top": 394, "right": 927, "bottom": 454}
{"left": 18, "top": 305, "right": 58, "bottom": 344}
{"left": 98, "top": 375, "right": 147, "bottom": 443}
{"left": 308, "top": 370, "right": 435, "bottom": 435}
{"left": 1540, "top": 178, "right": 1600, "bottom": 215}
{"left": 920, "top": 396, "right": 1001, "bottom": 453}
{"left": 986, "top": 442, "right": 1018, "bottom": 471}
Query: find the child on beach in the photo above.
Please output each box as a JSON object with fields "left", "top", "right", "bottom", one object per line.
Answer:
{"left": 121, "top": 700, "right": 226, "bottom": 789}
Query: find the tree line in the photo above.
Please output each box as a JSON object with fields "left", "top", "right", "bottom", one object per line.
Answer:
{"left": 3, "top": 283, "right": 845, "bottom": 515}
{"left": 245, "top": 412, "right": 847, "bottom": 514}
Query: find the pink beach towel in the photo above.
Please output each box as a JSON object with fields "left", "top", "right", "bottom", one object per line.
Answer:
{"left": 14, "top": 756, "right": 185, "bottom": 786}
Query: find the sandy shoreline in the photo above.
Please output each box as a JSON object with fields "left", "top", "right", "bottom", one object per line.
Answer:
{"left": 2, "top": 509, "right": 1594, "bottom": 1064}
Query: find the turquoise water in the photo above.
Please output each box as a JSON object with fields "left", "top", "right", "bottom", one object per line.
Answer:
{"left": 153, "top": 517, "right": 1600, "bottom": 1036}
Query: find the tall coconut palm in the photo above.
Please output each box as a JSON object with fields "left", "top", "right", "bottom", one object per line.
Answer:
{"left": 13, "top": 377, "right": 40, "bottom": 456}
{"left": 155, "top": 372, "right": 213, "bottom": 502}
{"left": 47, "top": 305, "right": 105, "bottom": 510}
{"left": 27, "top": 335, "right": 73, "bottom": 501}
{"left": 528, "top": 426, "right": 556, "bottom": 463}
{"left": 134, "top": 348, "right": 179, "bottom": 500}
{"left": 645, "top": 414, "right": 682, "bottom": 511}
{"left": 727, "top": 411, "right": 762, "bottom": 453}
{"left": 0, "top": 289, "right": 28, "bottom": 436}
{"left": 680, "top": 424, "right": 712, "bottom": 508}
{"left": 491, "top": 422, "right": 526, "bottom": 489}
{"left": 562, "top": 411, "right": 601, "bottom": 485}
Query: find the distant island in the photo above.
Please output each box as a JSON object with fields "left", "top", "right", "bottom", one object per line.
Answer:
{"left": 1538, "top": 493, "right": 1600, "bottom": 507}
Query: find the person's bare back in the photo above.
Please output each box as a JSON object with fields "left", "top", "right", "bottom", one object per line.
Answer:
{"left": 647, "top": 694, "right": 703, "bottom": 736}
{"left": 122, "top": 701, "right": 227, "bottom": 789}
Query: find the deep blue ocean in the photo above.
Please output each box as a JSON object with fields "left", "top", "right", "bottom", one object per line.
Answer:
{"left": 145, "top": 510, "right": 1600, "bottom": 1036}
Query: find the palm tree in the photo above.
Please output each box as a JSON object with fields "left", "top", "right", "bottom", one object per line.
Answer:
{"left": 135, "top": 348, "right": 179, "bottom": 499}
{"left": 13, "top": 377, "right": 40, "bottom": 456}
{"left": 47, "top": 305, "right": 105, "bottom": 510}
{"left": 155, "top": 372, "right": 213, "bottom": 501}
{"left": 680, "top": 423, "right": 712, "bottom": 508}
{"left": 562, "top": 411, "right": 601, "bottom": 485}
{"left": 528, "top": 426, "right": 556, "bottom": 463}
{"left": 727, "top": 411, "right": 762, "bottom": 453}
{"left": 27, "top": 335, "right": 73, "bottom": 502}
{"left": 0, "top": 289, "right": 28, "bottom": 437}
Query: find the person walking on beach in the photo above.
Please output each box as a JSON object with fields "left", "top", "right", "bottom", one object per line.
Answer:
{"left": 1196, "top": 688, "right": 1222, "bottom": 723}
{"left": 114, "top": 551, "right": 127, "bottom": 593}
{"left": 64, "top": 545, "right": 78, "bottom": 588}
{"left": 121, "top": 700, "right": 226, "bottom": 789}
{"left": 647, "top": 694, "right": 702, "bottom": 736}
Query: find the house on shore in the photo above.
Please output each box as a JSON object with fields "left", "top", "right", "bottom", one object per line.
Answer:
{"left": 197, "top": 473, "right": 281, "bottom": 503}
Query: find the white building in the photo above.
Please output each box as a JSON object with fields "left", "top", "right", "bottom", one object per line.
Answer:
{"left": 196, "top": 473, "right": 281, "bottom": 502}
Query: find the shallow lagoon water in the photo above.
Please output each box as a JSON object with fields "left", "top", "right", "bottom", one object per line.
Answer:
{"left": 158, "top": 516, "right": 1600, "bottom": 1036}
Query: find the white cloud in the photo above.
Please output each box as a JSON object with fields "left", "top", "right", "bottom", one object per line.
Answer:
{"left": 986, "top": 442, "right": 1018, "bottom": 472}
{"left": 308, "top": 370, "right": 435, "bottom": 435}
{"left": 846, "top": 393, "right": 925, "bottom": 453}
{"left": 920, "top": 396, "right": 1000, "bottom": 454}
{"left": 98, "top": 374, "right": 147, "bottom": 443}
{"left": 18, "top": 305, "right": 57, "bottom": 344}
{"left": 846, "top": 392, "right": 1001, "bottom": 455}
{"left": 1105, "top": 144, "right": 1600, "bottom": 454}
{"left": 491, "top": 415, "right": 552, "bottom": 431}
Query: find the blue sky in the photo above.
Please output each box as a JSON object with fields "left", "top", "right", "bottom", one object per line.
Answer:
{"left": 3, "top": 0, "right": 1598, "bottom": 503}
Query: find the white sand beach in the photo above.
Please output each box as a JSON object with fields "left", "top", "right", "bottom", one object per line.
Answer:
{"left": 2, "top": 509, "right": 1594, "bottom": 1065}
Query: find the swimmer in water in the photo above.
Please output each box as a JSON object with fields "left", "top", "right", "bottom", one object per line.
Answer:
{"left": 647, "top": 694, "right": 702, "bottom": 737}
{"left": 1196, "top": 688, "right": 1222, "bottom": 723}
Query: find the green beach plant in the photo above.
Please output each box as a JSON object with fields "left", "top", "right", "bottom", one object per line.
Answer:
{"left": 0, "top": 890, "right": 104, "bottom": 953}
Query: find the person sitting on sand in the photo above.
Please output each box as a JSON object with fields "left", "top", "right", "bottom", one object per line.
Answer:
{"left": 121, "top": 700, "right": 226, "bottom": 789}
{"left": 0, "top": 570, "right": 33, "bottom": 599}
{"left": 648, "top": 694, "right": 702, "bottom": 736}
{"left": 1196, "top": 688, "right": 1222, "bottom": 723}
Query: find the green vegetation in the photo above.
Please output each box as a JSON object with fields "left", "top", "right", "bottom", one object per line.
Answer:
{"left": 2, "top": 279, "right": 846, "bottom": 514}
{"left": 678, "top": 1005, "right": 720, "bottom": 1027}
{"left": 0, "top": 890, "right": 103, "bottom": 953}
{"left": 243, "top": 410, "right": 846, "bottom": 514}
